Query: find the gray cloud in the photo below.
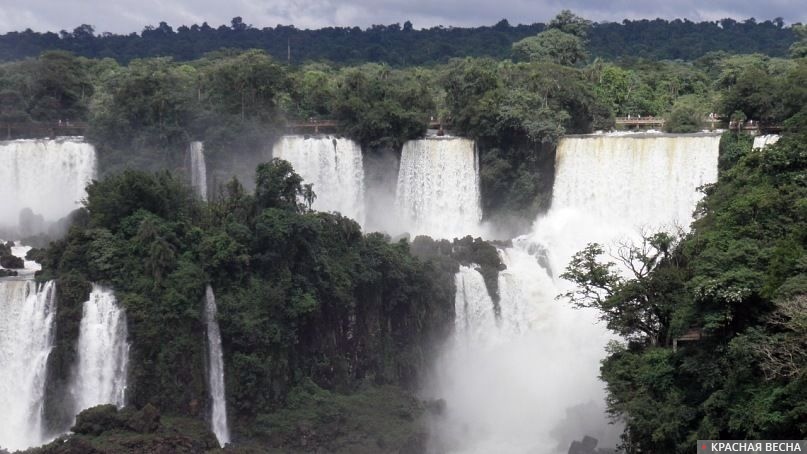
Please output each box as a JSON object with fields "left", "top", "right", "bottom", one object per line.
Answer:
{"left": 0, "top": 0, "right": 804, "bottom": 34}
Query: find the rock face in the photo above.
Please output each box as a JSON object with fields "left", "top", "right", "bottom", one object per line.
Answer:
{"left": 568, "top": 435, "right": 616, "bottom": 454}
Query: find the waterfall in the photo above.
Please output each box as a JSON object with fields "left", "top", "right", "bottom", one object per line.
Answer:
{"left": 0, "top": 139, "right": 96, "bottom": 224}
{"left": 203, "top": 286, "right": 230, "bottom": 447}
{"left": 272, "top": 135, "right": 365, "bottom": 226}
{"left": 550, "top": 134, "right": 721, "bottom": 230}
{"left": 433, "top": 133, "right": 720, "bottom": 453}
{"left": 395, "top": 137, "right": 482, "bottom": 239}
{"left": 71, "top": 285, "right": 129, "bottom": 415}
{"left": 0, "top": 280, "right": 57, "bottom": 451}
{"left": 453, "top": 266, "right": 497, "bottom": 344}
{"left": 189, "top": 141, "right": 208, "bottom": 201}
{"left": 6, "top": 242, "right": 43, "bottom": 278}
{"left": 752, "top": 134, "right": 780, "bottom": 150}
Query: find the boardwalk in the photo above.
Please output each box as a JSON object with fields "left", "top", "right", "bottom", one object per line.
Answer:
{"left": 286, "top": 120, "right": 338, "bottom": 133}
{"left": 288, "top": 119, "right": 446, "bottom": 133}
{"left": 2, "top": 122, "right": 88, "bottom": 139}
{"left": 615, "top": 116, "right": 666, "bottom": 128}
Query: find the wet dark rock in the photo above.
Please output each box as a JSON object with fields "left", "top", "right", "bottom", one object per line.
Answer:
{"left": 568, "top": 435, "right": 616, "bottom": 454}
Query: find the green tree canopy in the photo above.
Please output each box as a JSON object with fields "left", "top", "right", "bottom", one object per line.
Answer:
{"left": 512, "top": 28, "right": 587, "bottom": 65}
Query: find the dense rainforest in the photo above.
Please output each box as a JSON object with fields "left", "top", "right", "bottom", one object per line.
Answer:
{"left": 0, "top": 10, "right": 804, "bottom": 454}
{"left": 32, "top": 159, "right": 503, "bottom": 453}
{"left": 0, "top": 16, "right": 796, "bottom": 65}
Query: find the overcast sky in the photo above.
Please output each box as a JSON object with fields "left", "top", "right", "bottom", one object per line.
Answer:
{"left": 0, "top": 0, "right": 804, "bottom": 34}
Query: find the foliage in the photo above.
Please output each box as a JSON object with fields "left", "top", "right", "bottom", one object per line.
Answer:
{"left": 41, "top": 161, "right": 455, "bottom": 442}
{"left": 0, "top": 16, "right": 795, "bottom": 65}
{"left": 561, "top": 232, "right": 685, "bottom": 345}
{"left": 30, "top": 406, "right": 218, "bottom": 453}
{"left": 0, "top": 51, "right": 96, "bottom": 122}
{"left": 249, "top": 381, "right": 430, "bottom": 453}
{"left": 254, "top": 159, "right": 305, "bottom": 212}
{"left": 512, "top": 29, "right": 587, "bottom": 65}
{"left": 665, "top": 95, "right": 705, "bottom": 133}
{"left": 548, "top": 10, "right": 593, "bottom": 39}
{"left": 789, "top": 24, "right": 807, "bottom": 58}
{"left": 331, "top": 64, "right": 434, "bottom": 148}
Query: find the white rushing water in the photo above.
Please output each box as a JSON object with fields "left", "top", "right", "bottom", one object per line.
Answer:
{"left": 433, "top": 133, "right": 721, "bottom": 453}
{"left": 752, "top": 134, "right": 780, "bottom": 150}
{"left": 395, "top": 137, "right": 482, "bottom": 239}
{"left": 551, "top": 134, "right": 721, "bottom": 230}
{"left": 204, "top": 286, "right": 230, "bottom": 447}
{"left": 272, "top": 135, "right": 365, "bottom": 226}
{"left": 189, "top": 141, "right": 208, "bottom": 201}
{"left": 71, "top": 285, "right": 129, "bottom": 415}
{"left": 0, "top": 242, "right": 43, "bottom": 278}
{"left": 453, "top": 266, "right": 497, "bottom": 344}
{"left": 0, "top": 138, "right": 96, "bottom": 224}
{"left": 0, "top": 280, "right": 57, "bottom": 451}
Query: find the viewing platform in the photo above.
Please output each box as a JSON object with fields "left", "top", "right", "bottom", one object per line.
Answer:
{"left": 616, "top": 116, "right": 781, "bottom": 133}
{"left": 615, "top": 116, "right": 724, "bottom": 130}
{"left": 615, "top": 116, "right": 667, "bottom": 128}
{"left": 729, "top": 120, "right": 782, "bottom": 133}
{"left": 287, "top": 119, "right": 447, "bottom": 134}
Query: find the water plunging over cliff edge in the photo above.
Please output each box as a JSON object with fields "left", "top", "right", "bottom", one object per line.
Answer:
{"left": 189, "top": 141, "right": 208, "bottom": 201}
{"left": 0, "top": 138, "right": 96, "bottom": 225}
{"left": 432, "top": 133, "right": 721, "bottom": 453}
{"left": 395, "top": 136, "right": 482, "bottom": 239}
{"left": 70, "top": 285, "right": 129, "bottom": 416}
{"left": 752, "top": 134, "right": 780, "bottom": 150}
{"left": 0, "top": 280, "right": 57, "bottom": 451}
{"left": 204, "top": 286, "right": 230, "bottom": 447}
{"left": 272, "top": 135, "right": 365, "bottom": 226}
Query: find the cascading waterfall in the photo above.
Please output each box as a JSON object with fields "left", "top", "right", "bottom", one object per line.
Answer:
{"left": 395, "top": 137, "right": 482, "bottom": 239}
{"left": 189, "top": 141, "right": 208, "bottom": 201}
{"left": 752, "top": 134, "right": 780, "bottom": 149}
{"left": 453, "top": 266, "right": 497, "bottom": 343}
{"left": 0, "top": 139, "right": 96, "bottom": 224}
{"left": 433, "top": 133, "right": 720, "bottom": 453}
{"left": 550, "top": 134, "right": 722, "bottom": 230}
{"left": 0, "top": 280, "right": 57, "bottom": 451}
{"left": 71, "top": 285, "right": 129, "bottom": 415}
{"left": 272, "top": 135, "right": 365, "bottom": 226}
{"left": 203, "top": 285, "right": 230, "bottom": 447}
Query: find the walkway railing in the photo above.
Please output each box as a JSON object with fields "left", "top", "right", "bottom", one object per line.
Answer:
{"left": 286, "top": 119, "right": 338, "bottom": 133}
{"left": 2, "top": 122, "right": 88, "bottom": 139}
